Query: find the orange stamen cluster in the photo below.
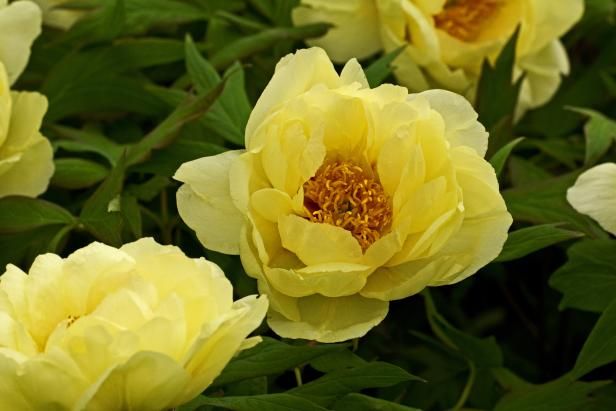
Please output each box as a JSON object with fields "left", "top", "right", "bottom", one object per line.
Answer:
{"left": 303, "top": 161, "right": 392, "bottom": 251}
{"left": 434, "top": 0, "right": 502, "bottom": 42}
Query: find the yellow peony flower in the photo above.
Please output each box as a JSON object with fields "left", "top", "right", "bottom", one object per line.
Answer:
{"left": 0, "top": 238, "right": 268, "bottom": 410}
{"left": 175, "top": 48, "right": 512, "bottom": 343}
{"left": 28, "top": 0, "right": 84, "bottom": 30}
{"left": 567, "top": 163, "right": 616, "bottom": 236}
{"left": 293, "top": 0, "right": 584, "bottom": 116}
{"left": 0, "top": 62, "right": 54, "bottom": 198}
{"left": 0, "top": 0, "right": 41, "bottom": 85}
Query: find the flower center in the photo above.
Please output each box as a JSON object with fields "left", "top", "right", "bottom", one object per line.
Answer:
{"left": 303, "top": 160, "right": 392, "bottom": 251}
{"left": 434, "top": 0, "right": 502, "bottom": 42}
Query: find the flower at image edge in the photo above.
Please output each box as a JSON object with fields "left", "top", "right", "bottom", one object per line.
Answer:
{"left": 175, "top": 47, "right": 512, "bottom": 343}
{"left": 0, "top": 238, "right": 268, "bottom": 410}
{"left": 0, "top": 61, "right": 54, "bottom": 198}
{"left": 0, "top": 0, "right": 41, "bottom": 84}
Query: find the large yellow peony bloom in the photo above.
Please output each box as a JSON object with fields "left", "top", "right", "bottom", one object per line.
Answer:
{"left": 293, "top": 0, "right": 584, "bottom": 116}
{"left": 175, "top": 48, "right": 512, "bottom": 342}
{"left": 0, "top": 62, "right": 54, "bottom": 198}
{"left": 0, "top": 0, "right": 41, "bottom": 85}
{"left": 0, "top": 238, "right": 268, "bottom": 410}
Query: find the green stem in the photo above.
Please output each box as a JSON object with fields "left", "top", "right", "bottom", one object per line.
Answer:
{"left": 294, "top": 367, "right": 303, "bottom": 387}
{"left": 453, "top": 361, "right": 476, "bottom": 411}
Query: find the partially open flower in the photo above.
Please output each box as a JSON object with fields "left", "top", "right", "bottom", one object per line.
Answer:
{"left": 567, "top": 163, "right": 616, "bottom": 236}
{"left": 0, "top": 62, "right": 54, "bottom": 198}
{"left": 0, "top": 0, "right": 41, "bottom": 85}
{"left": 293, "top": 0, "right": 584, "bottom": 116}
{"left": 0, "top": 238, "right": 268, "bottom": 410}
{"left": 175, "top": 48, "right": 512, "bottom": 342}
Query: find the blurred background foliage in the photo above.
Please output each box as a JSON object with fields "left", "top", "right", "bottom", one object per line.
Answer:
{"left": 1, "top": 0, "right": 616, "bottom": 409}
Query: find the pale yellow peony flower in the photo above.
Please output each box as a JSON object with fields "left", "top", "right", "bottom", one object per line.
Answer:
{"left": 175, "top": 48, "right": 512, "bottom": 342}
{"left": 28, "top": 0, "right": 84, "bottom": 30}
{"left": 0, "top": 0, "right": 41, "bottom": 85}
{"left": 0, "top": 62, "right": 54, "bottom": 198}
{"left": 293, "top": 0, "right": 584, "bottom": 116}
{"left": 0, "top": 238, "right": 268, "bottom": 410}
{"left": 567, "top": 163, "right": 616, "bottom": 236}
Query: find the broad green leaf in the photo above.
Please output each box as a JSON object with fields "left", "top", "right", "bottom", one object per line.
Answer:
{"left": 51, "top": 158, "right": 109, "bottom": 190}
{"left": 494, "top": 377, "right": 607, "bottom": 411}
{"left": 209, "top": 24, "right": 331, "bottom": 69}
{"left": 309, "top": 349, "right": 367, "bottom": 373}
{"left": 568, "top": 107, "right": 616, "bottom": 166}
{"left": 489, "top": 137, "right": 525, "bottom": 176}
{"left": 178, "top": 394, "right": 328, "bottom": 411}
{"left": 572, "top": 298, "right": 616, "bottom": 379}
{"left": 212, "top": 337, "right": 346, "bottom": 387}
{"left": 365, "top": 46, "right": 406, "bottom": 88}
{"left": 0, "top": 225, "right": 71, "bottom": 270}
{"left": 477, "top": 27, "right": 522, "bottom": 153}
{"left": 333, "top": 394, "right": 421, "bottom": 411}
{"left": 126, "top": 81, "right": 225, "bottom": 166}
{"left": 79, "top": 154, "right": 127, "bottom": 246}
{"left": 509, "top": 156, "right": 553, "bottom": 187}
{"left": 126, "top": 176, "right": 170, "bottom": 202}
{"left": 424, "top": 291, "right": 502, "bottom": 368}
{"left": 120, "top": 194, "right": 142, "bottom": 239}
{"left": 289, "top": 362, "right": 420, "bottom": 407}
{"left": 550, "top": 240, "right": 616, "bottom": 313}
{"left": 185, "top": 37, "right": 252, "bottom": 145}
{"left": 249, "top": 0, "right": 300, "bottom": 26}
{"left": 502, "top": 173, "right": 608, "bottom": 238}
{"left": 496, "top": 224, "right": 584, "bottom": 262}
{"left": 52, "top": 126, "right": 124, "bottom": 166}
{"left": 530, "top": 139, "right": 582, "bottom": 169}
{"left": 0, "top": 198, "right": 75, "bottom": 234}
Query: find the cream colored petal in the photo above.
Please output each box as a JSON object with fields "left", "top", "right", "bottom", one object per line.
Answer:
{"left": 268, "top": 293, "right": 388, "bottom": 343}
{"left": 0, "top": 1, "right": 42, "bottom": 84}
{"left": 0, "top": 135, "right": 53, "bottom": 198}
{"left": 516, "top": 40, "right": 569, "bottom": 117}
{"left": 340, "top": 58, "right": 369, "bottom": 88}
{"left": 179, "top": 295, "right": 267, "bottom": 402}
{"left": 174, "top": 151, "right": 244, "bottom": 254}
{"left": 76, "top": 352, "right": 190, "bottom": 411}
{"left": 30, "top": 0, "right": 83, "bottom": 30}
{"left": 264, "top": 263, "right": 372, "bottom": 298}
{"left": 0, "top": 62, "right": 10, "bottom": 146}
{"left": 278, "top": 214, "right": 363, "bottom": 266}
{"left": 1, "top": 91, "right": 48, "bottom": 153}
{"left": 292, "top": 0, "right": 381, "bottom": 63}
{"left": 409, "top": 90, "right": 489, "bottom": 157}
{"left": 567, "top": 163, "right": 616, "bottom": 236}
{"left": 520, "top": 0, "right": 584, "bottom": 55}
{"left": 245, "top": 48, "right": 341, "bottom": 148}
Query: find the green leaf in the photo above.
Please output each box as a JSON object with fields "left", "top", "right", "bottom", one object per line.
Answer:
{"left": 185, "top": 36, "right": 252, "bottom": 145}
{"left": 0, "top": 198, "right": 75, "bottom": 234}
{"left": 502, "top": 173, "right": 608, "bottom": 238}
{"left": 568, "top": 107, "right": 616, "bottom": 166}
{"left": 52, "top": 126, "right": 124, "bottom": 166}
{"left": 213, "top": 337, "right": 346, "bottom": 387}
{"left": 309, "top": 349, "right": 367, "bottom": 373}
{"left": 365, "top": 46, "right": 406, "bottom": 88}
{"left": 126, "top": 81, "right": 225, "bottom": 166}
{"left": 489, "top": 137, "right": 525, "bottom": 176}
{"left": 494, "top": 377, "right": 608, "bottom": 411}
{"left": 572, "top": 299, "right": 616, "bottom": 379}
{"left": 120, "top": 194, "right": 142, "bottom": 239}
{"left": 79, "top": 154, "right": 127, "bottom": 246}
{"left": 209, "top": 24, "right": 331, "bottom": 69}
{"left": 178, "top": 394, "right": 328, "bottom": 411}
{"left": 496, "top": 224, "right": 584, "bottom": 262}
{"left": 51, "top": 158, "right": 109, "bottom": 190}
{"left": 289, "top": 362, "right": 420, "bottom": 407}
{"left": 530, "top": 139, "right": 582, "bottom": 169}
{"left": 476, "top": 27, "right": 522, "bottom": 138}
{"left": 333, "top": 394, "right": 421, "bottom": 411}
{"left": 550, "top": 240, "right": 616, "bottom": 313}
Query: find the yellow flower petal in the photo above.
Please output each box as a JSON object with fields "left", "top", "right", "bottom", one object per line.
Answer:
{"left": 0, "top": 0, "right": 41, "bottom": 84}
{"left": 567, "top": 163, "right": 616, "bottom": 236}
{"left": 267, "top": 293, "right": 388, "bottom": 343}
{"left": 175, "top": 151, "right": 244, "bottom": 254}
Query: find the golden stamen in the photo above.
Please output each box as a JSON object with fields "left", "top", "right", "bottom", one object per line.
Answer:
{"left": 434, "top": 0, "right": 502, "bottom": 42}
{"left": 303, "top": 160, "right": 392, "bottom": 251}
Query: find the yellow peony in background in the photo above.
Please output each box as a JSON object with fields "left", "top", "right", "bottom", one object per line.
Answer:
{"left": 0, "top": 61, "right": 54, "bottom": 198}
{"left": 0, "top": 0, "right": 41, "bottom": 85}
{"left": 175, "top": 48, "right": 512, "bottom": 343}
{"left": 293, "top": 0, "right": 584, "bottom": 117}
{"left": 0, "top": 238, "right": 268, "bottom": 410}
